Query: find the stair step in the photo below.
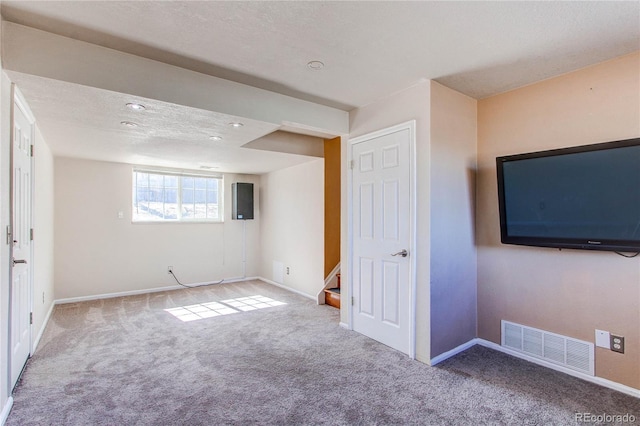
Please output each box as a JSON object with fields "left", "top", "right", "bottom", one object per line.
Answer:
{"left": 324, "top": 287, "right": 341, "bottom": 309}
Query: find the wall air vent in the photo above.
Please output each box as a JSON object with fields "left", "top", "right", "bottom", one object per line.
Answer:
{"left": 501, "top": 320, "right": 594, "bottom": 375}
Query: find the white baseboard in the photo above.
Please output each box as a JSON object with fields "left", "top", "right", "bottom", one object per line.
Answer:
{"left": 430, "top": 338, "right": 477, "bottom": 366}
{"left": 476, "top": 339, "right": 640, "bottom": 399}
{"left": 258, "top": 277, "right": 317, "bottom": 301}
{"left": 427, "top": 338, "right": 639, "bottom": 398}
{"left": 55, "top": 277, "right": 257, "bottom": 305}
{"left": 32, "top": 301, "right": 55, "bottom": 353}
{"left": 339, "top": 322, "right": 350, "bottom": 330}
{"left": 1, "top": 396, "right": 13, "bottom": 426}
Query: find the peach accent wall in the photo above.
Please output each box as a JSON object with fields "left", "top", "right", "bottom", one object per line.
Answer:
{"left": 324, "top": 137, "right": 341, "bottom": 278}
{"left": 477, "top": 53, "right": 640, "bottom": 389}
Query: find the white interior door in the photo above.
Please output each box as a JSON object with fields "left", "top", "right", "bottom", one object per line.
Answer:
{"left": 351, "top": 123, "right": 413, "bottom": 355}
{"left": 10, "top": 91, "right": 34, "bottom": 390}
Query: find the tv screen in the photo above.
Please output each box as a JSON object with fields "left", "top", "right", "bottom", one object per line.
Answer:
{"left": 496, "top": 137, "right": 640, "bottom": 253}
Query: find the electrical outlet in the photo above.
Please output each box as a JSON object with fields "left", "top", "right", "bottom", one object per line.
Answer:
{"left": 167, "top": 266, "right": 173, "bottom": 274}
{"left": 610, "top": 335, "right": 625, "bottom": 354}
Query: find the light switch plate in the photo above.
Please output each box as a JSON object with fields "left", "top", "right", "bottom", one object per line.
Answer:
{"left": 595, "top": 329, "right": 610, "bottom": 349}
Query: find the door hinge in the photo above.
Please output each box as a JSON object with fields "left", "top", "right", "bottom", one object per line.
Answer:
{"left": 30, "top": 228, "right": 34, "bottom": 241}
{"left": 351, "top": 296, "right": 355, "bottom": 306}
{"left": 6, "top": 225, "right": 11, "bottom": 245}
{"left": 30, "top": 145, "right": 34, "bottom": 157}
{"left": 29, "top": 312, "right": 33, "bottom": 325}
{"left": 350, "top": 160, "right": 355, "bottom": 170}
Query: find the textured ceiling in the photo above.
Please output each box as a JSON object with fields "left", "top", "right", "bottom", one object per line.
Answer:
{"left": 3, "top": 1, "right": 638, "bottom": 107}
{"left": 9, "top": 73, "right": 317, "bottom": 174}
{"left": 1, "top": 1, "right": 639, "bottom": 172}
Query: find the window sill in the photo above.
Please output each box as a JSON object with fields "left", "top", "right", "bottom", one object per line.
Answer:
{"left": 131, "top": 220, "right": 225, "bottom": 225}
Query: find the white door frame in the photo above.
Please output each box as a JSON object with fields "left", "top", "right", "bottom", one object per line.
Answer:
{"left": 346, "top": 120, "right": 417, "bottom": 359}
{"left": 9, "top": 85, "right": 35, "bottom": 387}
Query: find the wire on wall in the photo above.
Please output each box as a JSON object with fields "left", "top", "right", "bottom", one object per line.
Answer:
{"left": 242, "top": 219, "right": 247, "bottom": 278}
{"left": 168, "top": 268, "right": 224, "bottom": 288}
{"left": 615, "top": 251, "right": 639, "bottom": 258}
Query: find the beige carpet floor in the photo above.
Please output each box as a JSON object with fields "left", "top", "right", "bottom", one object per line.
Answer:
{"left": 7, "top": 280, "right": 640, "bottom": 425}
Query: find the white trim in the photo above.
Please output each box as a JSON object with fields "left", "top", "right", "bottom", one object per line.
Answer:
{"left": 54, "top": 276, "right": 256, "bottom": 305}
{"left": 324, "top": 262, "right": 341, "bottom": 286}
{"left": 430, "top": 339, "right": 477, "bottom": 366}
{"left": 345, "top": 130, "right": 354, "bottom": 329}
{"left": 1, "top": 397, "right": 13, "bottom": 426}
{"left": 133, "top": 166, "right": 223, "bottom": 179}
{"left": 28, "top": 117, "right": 36, "bottom": 359}
{"left": 429, "top": 338, "right": 640, "bottom": 398}
{"left": 258, "top": 277, "right": 317, "bottom": 301}
{"left": 9, "top": 83, "right": 36, "bottom": 391}
{"left": 347, "top": 120, "right": 417, "bottom": 359}
{"left": 32, "top": 301, "right": 55, "bottom": 353}
{"left": 13, "top": 87, "right": 35, "bottom": 123}
{"left": 339, "top": 322, "right": 351, "bottom": 330}
{"left": 132, "top": 170, "right": 224, "bottom": 223}
{"left": 56, "top": 285, "right": 183, "bottom": 304}
{"left": 408, "top": 120, "right": 417, "bottom": 360}
{"left": 476, "top": 339, "right": 640, "bottom": 399}
{"left": 317, "top": 262, "right": 341, "bottom": 304}
{"left": 257, "top": 277, "right": 318, "bottom": 303}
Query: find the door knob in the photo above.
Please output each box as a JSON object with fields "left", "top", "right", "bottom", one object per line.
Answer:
{"left": 391, "top": 249, "right": 408, "bottom": 257}
{"left": 12, "top": 258, "right": 27, "bottom": 265}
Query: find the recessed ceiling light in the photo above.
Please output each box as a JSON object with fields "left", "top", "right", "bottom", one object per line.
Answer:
{"left": 126, "top": 103, "right": 146, "bottom": 111}
{"left": 120, "top": 121, "right": 138, "bottom": 128}
{"left": 229, "top": 122, "right": 244, "bottom": 128}
{"left": 209, "top": 135, "right": 223, "bottom": 141}
{"left": 307, "top": 60, "right": 324, "bottom": 70}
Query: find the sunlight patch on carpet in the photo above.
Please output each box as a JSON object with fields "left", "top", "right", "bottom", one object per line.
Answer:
{"left": 222, "top": 295, "right": 286, "bottom": 311}
{"left": 165, "top": 295, "right": 286, "bottom": 322}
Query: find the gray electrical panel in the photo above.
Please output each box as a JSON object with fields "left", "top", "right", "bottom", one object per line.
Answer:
{"left": 232, "top": 182, "right": 254, "bottom": 220}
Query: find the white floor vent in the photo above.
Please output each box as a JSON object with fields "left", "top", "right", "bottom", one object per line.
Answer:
{"left": 501, "top": 320, "right": 594, "bottom": 376}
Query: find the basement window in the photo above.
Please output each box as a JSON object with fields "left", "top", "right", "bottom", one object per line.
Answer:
{"left": 132, "top": 170, "right": 223, "bottom": 222}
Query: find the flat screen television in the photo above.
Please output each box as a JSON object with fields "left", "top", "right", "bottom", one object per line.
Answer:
{"left": 496, "top": 137, "right": 640, "bottom": 253}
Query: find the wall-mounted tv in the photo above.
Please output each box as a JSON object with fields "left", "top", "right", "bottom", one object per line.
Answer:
{"left": 496, "top": 137, "right": 640, "bottom": 253}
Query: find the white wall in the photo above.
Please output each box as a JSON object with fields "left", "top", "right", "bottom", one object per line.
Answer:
{"left": 33, "top": 125, "right": 55, "bottom": 348}
{"left": 259, "top": 159, "right": 324, "bottom": 298}
{"left": 54, "top": 157, "right": 260, "bottom": 300}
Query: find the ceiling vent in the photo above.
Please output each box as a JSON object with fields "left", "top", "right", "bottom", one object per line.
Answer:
{"left": 502, "top": 320, "right": 594, "bottom": 375}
